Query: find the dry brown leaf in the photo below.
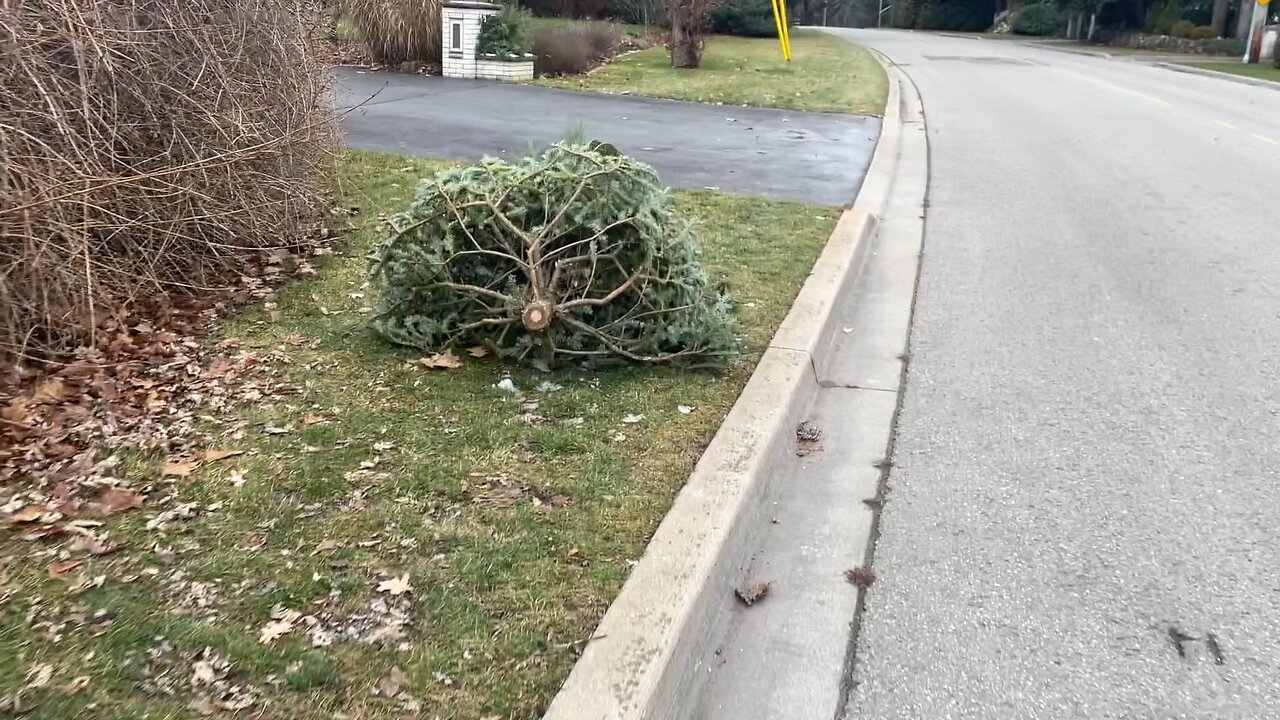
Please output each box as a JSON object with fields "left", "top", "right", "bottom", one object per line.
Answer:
{"left": 33, "top": 377, "right": 70, "bottom": 404}
{"left": 258, "top": 618, "right": 295, "bottom": 644}
{"left": 2, "top": 396, "right": 33, "bottom": 424}
{"left": 735, "top": 581, "right": 771, "bottom": 606}
{"left": 9, "top": 505, "right": 46, "bottom": 523}
{"left": 162, "top": 458, "right": 200, "bottom": 477}
{"left": 206, "top": 357, "right": 236, "bottom": 377}
{"left": 419, "top": 349, "right": 462, "bottom": 370}
{"left": 311, "top": 539, "right": 340, "bottom": 555}
{"left": 259, "top": 609, "right": 301, "bottom": 644}
{"left": 191, "top": 658, "right": 217, "bottom": 686}
{"left": 376, "top": 666, "right": 408, "bottom": 697}
{"left": 18, "top": 525, "right": 65, "bottom": 542}
{"left": 64, "top": 676, "right": 90, "bottom": 695}
{"left": 68, "top": 574, "right": 105, "bottom": 595}
{"left": 283, "top": 333, "right": 306, "bottom": 346}
{"left": 302, "top": 412, "right": 325, "bottom": 426}
{"left": 466, "top": 345, "right": 490, "bottom": 358}
{"left": 202, "top": 449, "right": 243, "bottom": 463}
{"left": 845, "top": 567, "right": 876, "bottom": 588}
{"left": 24, "top": 664, "right": 53, "bottom": 689}
{"left": 68, "top": 535, "right": 118, "bottom": 556}
{"left": 97, "top": 487, "right": 144, "bottom": 515}
{"left": 48, "top": 559, "right": 85, "bottom": 577}
{"left": 376, "top": 574, "right": 413, "bottom": 596}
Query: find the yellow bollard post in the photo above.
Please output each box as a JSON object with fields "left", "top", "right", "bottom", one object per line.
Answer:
{"left": 777, "top": 0, "right": 792, "bottom": 61}
{"left": 770, "top": 0, "right": 789, "bottom": 61}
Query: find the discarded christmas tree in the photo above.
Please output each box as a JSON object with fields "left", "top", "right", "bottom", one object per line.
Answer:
{"left": 370, "top": 142, "right": 741, "bottom": 369}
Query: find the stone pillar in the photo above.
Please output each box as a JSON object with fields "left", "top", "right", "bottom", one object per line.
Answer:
{"left": 441, "top": 0, "right": 500, "bottom": 79}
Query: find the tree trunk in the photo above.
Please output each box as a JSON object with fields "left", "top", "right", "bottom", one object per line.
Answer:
{"left": 1088, "top": 12, "right": 1097, "bottom": 40}
{"left": 1235, "top": 0, "right": 1254, "bottom": 38}
{"left": 1211, "top": 0, "right": 1229, "bottom": 36}
{"left": 669, "top": 8, "right": 700, "bottom": 68}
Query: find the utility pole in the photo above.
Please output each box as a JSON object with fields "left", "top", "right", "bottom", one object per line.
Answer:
{"left": 878, "top": 0, "right": 892, "bottom": 27}
{"left": 1243, "top": 0, "right": 1270, "bottom": 63}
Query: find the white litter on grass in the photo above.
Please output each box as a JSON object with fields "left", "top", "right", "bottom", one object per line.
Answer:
{"left": 494, "top": 378, "right": 519, "bottom": 394}
{"left": 621, "top": 414, "right": 644, "bottom": 425}
{"left": 536, "top": 381, "right": 563, "bottom": 393}
{"left": 678, "top": 405, "right": 694, "bottom": 415}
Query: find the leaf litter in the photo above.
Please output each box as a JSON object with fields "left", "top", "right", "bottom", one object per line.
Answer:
{"left": 1, "top": 304, "right": 293, "bottom": 566}
{"left": 258, "top": 607, "right": 303, "bottom": 644}
{"left": 419, "top": 349, "right": 462, "bottom": 369}
{"left": 735, "top": 580, "right": 771, "bottom": 606}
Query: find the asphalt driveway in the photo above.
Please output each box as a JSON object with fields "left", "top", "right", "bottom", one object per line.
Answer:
{"left": 333, "top": 67, "right": 880, "bottom": 205}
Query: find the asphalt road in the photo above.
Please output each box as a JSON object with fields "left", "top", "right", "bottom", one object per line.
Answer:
{"left": 332, "top": 67, "right": 880, "bottom": 205}
{"left": 823, "top": 30, "right": 1280, "bottom": 719}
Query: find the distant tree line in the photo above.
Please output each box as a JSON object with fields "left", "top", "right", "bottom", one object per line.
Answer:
{"left": 515, "top": 0, "right": 883, "bottom": 29}
{"left": 885, "top": 0, "right": 1271, "bottom": 37}
{"left": 517, "top": 0, "right": 1271, "bottom": 33}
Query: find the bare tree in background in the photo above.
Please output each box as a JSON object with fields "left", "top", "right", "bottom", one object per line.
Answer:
{"left": 666, "top": 0, "right": 719, "bottom": 68}
{"left": 614, "top": 0, "right": 666, "bottom": 26}
{"left": 1210, "top": 0, "right": 1229, "bottom": 36}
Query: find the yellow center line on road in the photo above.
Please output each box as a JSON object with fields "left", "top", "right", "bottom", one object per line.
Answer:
{"left": 1055, "top": 69, "right": 1278, "bottom": 146}
{"left": 1061, "top": 69, "right": 1172, "bottom": 108}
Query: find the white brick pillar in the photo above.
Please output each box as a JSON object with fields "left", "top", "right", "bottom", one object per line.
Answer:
{"left": 441, "top": 0, "right": 500, "bottom": 79}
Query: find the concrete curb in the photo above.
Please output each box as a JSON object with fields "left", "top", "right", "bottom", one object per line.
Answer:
{"left": 1153, "top": 61, "right": 1280, "bottom": 91}
{"left": 1024, "top": 41, "right": 1112, "bottom": 58}
{"left": 931, "top": 32, "right": 1113, "bottom": 57}
{"left": 540, "top": 48, "right": 909, "bottom": 720}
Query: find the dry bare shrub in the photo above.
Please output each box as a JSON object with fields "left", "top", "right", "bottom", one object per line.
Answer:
{"left": 0, "top": 0, "right": 336, "bottom": 365}
{"left": 579, "top": 22, "right": 622, "bottom": 57}
{"left": 343, "top": 0, "right": 443, "bottom": 65}
{"left": 532, "top": 26, "right": 594, "bottom": 75}
{"left": 531, "top": 23, "right": 623, "bottom": 76}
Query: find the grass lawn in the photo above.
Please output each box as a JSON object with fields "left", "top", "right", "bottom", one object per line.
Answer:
{"left": 945, "top": 33, "right": 1229, "bottom": 58}
{"left": 1193, "top": 61, "right": 1280, "bottom": 83}
{"left": 534, "top": 30, "right": 888, "bottom": 115}
{"left": 1042, "top": 41, "right": 1221, "bottom": 57}
{"left": 0, "top": 151, "right": 838, "bottom": 718}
